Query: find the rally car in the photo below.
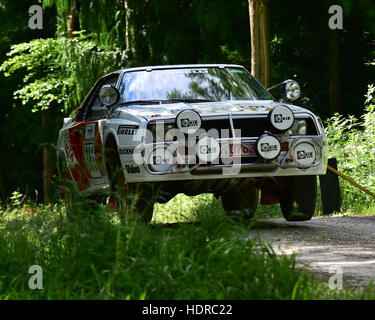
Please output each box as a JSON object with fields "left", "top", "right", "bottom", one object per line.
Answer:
{"left": 57, "top": 64, "right": 327, "bottom": 223}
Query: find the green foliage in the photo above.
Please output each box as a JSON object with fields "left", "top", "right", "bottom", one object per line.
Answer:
{"left": 57, "top": 33, "right": 129, "bottom": 113}
{"left": 0, "top": 198, "right": 370, "bottom": 300}
{"left": 43, "top": 0, "right": 129, "bottom": 50}
{"left": 325, "top": 84, "right": 375, "bottom": 208}
{"left": 1, "top": 37, "right": 73, "bottom": 112}
{"left": 0, "top": 33, "right": 128, "bottom": 114}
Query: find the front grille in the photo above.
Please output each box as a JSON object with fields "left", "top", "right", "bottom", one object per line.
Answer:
{"left": 201, "top": 116, "right": 268, "bottom": 138}
{"left": 304, "top": 117, "right": 318, "bottom": 135}
{"left": 201, "top": 115, "right": 318, "bottom": 137}
{"left": 198, "top": 156, "right": 259, "bottom": 167}
{"left": 232, "top": 117, "right": 267, "bottom": 137}
{"left": 200, "top": 118, "right": 233, "bottom": 137}
{"left": 147, "top": 115, "right": 318, "bottom": 140}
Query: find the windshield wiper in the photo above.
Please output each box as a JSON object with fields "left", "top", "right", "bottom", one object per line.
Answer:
{"left": 164, "top": 98, "right": 215, "bottom": 103}
{"left": 120, "top": 98, "right": 215, "bottom": 106}
{"left": 120, "top": 100, "right": 166, "bottom": 106}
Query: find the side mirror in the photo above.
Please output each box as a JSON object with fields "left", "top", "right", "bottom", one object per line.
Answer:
{"left": 268, "top": 80, "right": 301, "bottom": 102}
{"left": 98, "top": 85, "right": 120, "bottom": 107}
{"left": 63, "top": 117, "right": 73, "bottom": 125}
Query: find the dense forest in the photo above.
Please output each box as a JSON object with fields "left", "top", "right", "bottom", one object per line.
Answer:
{"left": 1, "top": 0, "right": 375, "bottom": 302}
{"left": 0, "top": 0, "right": 374, "bottom": 204}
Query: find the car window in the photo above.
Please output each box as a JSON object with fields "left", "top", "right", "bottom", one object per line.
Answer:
{"left": 85, "top": 74, "right": 119, "bottom": 120}
{"left": 118, "top": 67, "right": 273, "bottom": 104}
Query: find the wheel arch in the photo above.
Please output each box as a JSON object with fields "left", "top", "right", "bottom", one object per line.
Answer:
{"left": 56, "top": 147, "right": 69, "bottom": 177}
{"left": 103, "top": 131, "right": 124, "bottom": 188}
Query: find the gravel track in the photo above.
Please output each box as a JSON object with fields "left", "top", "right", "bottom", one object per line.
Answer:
{"left": 249, "top": 215, "right": 375, "bottom": 289}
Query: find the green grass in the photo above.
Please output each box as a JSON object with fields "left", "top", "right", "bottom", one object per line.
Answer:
{"left": 0, "top": 194, "right": 374, "bottom": 300}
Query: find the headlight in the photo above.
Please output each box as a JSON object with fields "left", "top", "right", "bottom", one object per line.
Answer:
{"left": 148, "top": 146, "right": 174, "bottom": 172}
{"left": 256, "top": 134, "right": 281, "bottom": 160}
{"left": 147, "top": 121, "right": 175, "bottom": 142}
{"left": 176, "top": 110, "right": 202, "bottom": 134}
{"left": 268, "top": 105, "right": 295, "bottom": 132}
{"left": 285, "top": 80, "right": 301, "bottom": 101}
{"left": 288, "top": 119, "right": 307, "bottom": 135}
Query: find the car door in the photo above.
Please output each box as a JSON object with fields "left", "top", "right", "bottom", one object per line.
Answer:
{"left": 63, "top": 73, "right": 120, "bottom": 193}
{"left": 81, "top": 73, "right": 120, "bottom": 191}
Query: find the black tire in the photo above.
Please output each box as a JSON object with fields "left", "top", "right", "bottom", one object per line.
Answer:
{"left": 105, "top": 143, "right": 154, "bottom": 224}
{"left": 221, "top": 188, "right": 259, "bottom": 220}
{"left": 279, "top": 175, "right": 317, "bottom": 221}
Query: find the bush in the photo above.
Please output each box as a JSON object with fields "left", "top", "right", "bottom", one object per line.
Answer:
{"left": 0, "top": 198, "right": 365, "bottom": 299}
{"left": 325, "top": 84, "right": 375, "bottom": 210}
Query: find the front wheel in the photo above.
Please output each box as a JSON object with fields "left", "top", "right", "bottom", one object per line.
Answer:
{"left": 279, "top": 175, "right": 317, "bottom": 221}
{"left": 113, "top": 170, "right": 154, "bottom": 224}
{"left": 105, "top": 145, "right": 154, "bottom": 224}
{"left": 221, "top": 188, "right": 259, "bottom": 220}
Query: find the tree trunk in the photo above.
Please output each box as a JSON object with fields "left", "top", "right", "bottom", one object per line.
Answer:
{"left": 0, "top": 165, "right": 5, "bottom": 203}
{"left": 42, "top": 110, "right": 53, "bottom": 203}
{"left": 249, "top": 0, "right": 260, "bottom": 79}
{"left": 67, "top": 7, "right": 75, "bottom": 38}
{"left": 249, "top": 0, "right": 270, "bottom": 88}
{"left": 329, "top": 28, "right": 340, "bottom": 115}
{"left": 259, "top": 1, "right": 270, "bottom": 88}
{"left": 124, "top": 0, "right": 131, "bottom": 49}
{"left": 41, "top": 4, "right": 77, "bottom": 203}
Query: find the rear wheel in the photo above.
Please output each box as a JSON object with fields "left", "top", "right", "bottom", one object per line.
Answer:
{"left": 279, "top": 175, "right": 317, "bottom": 221}
{"left": 59, "top": 157, "right": 81, "bottom": 221}
{"left": 221, "top": 188, "right": 259, "bottom": 220}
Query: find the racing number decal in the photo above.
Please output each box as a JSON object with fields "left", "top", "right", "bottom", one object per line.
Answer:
{"left": 65, "top": 124, "right": 89, "bottom": 190}
{"left": 84, "top": 123, "right": 101, "bottom": 178}
{"left": 64, "top": 121, "right": 106, "bottom": 190}
{"left": 83, "top": 121, "right": 106, "bottom": 185}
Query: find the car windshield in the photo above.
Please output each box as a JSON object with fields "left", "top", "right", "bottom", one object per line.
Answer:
{"left": 119, "top": 67, "right": 273, "bottom": 104}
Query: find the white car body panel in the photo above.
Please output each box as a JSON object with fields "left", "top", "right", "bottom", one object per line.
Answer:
{"left": 57, "top": 64, "right": 328, "bottom": 197}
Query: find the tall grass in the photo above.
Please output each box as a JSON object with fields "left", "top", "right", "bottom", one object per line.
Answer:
{"left": 325, "top": 84, "right": 375, "bottom": 211}
{"left": 0, "top": 194, "right": 373, "bottom": 300}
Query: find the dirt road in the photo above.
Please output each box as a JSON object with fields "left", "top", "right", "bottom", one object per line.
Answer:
{"left": 250, "top": 215, "right": 375, "bottom": 290}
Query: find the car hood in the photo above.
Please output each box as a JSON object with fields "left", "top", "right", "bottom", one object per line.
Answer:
{"left": 118, "top": 100, "right": 310, "bottom": 119}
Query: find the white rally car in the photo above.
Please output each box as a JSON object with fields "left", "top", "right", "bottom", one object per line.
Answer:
{"left": 57, "top": 64, "right": 327, "bottom": 223}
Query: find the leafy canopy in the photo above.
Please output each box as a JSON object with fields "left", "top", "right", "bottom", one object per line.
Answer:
{"left": 0, "top": 33, "right": 128, "bottom": 114}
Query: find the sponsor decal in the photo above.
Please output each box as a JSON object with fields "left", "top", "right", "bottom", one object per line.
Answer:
{"left": 199, "top": 145, "right": 218, "bottom": 154}
{"left": 274, "top": 113, "right": 291, "bottom": 123}
{"left": 85, "top": 143, "right": 101, "bottom": 178}
{"left": 85, "top": 123, "right": 96, "bottom": 144}
{"left": 64, "top": 135, "right": 77, "bottom": 166}
{"left": 181, "top": 118, "right": 198, "bottom": 128}
{"left": 260, "top": 143, "right": 279, "bottom": 152}
{"left": 297, "top": 150, "right": 314, "bottom": 160}
{"left": 125, "top": 164, "right": 140, "bottom": 174}
{"left": 117, "top": 125, "right": 138, "bottom": 135}
{"left": 119, "top": 148, "right": 134, "bottom": 155}
{"left": 221, "top": 143, "right": 256, "bottom": 158}
{"left": 293, "top": 142, "right": 316, "bottom": 166}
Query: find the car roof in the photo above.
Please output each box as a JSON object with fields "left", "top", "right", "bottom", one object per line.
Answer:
{"left": 113, "top": 64, "right": 246, "bottom": 74}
